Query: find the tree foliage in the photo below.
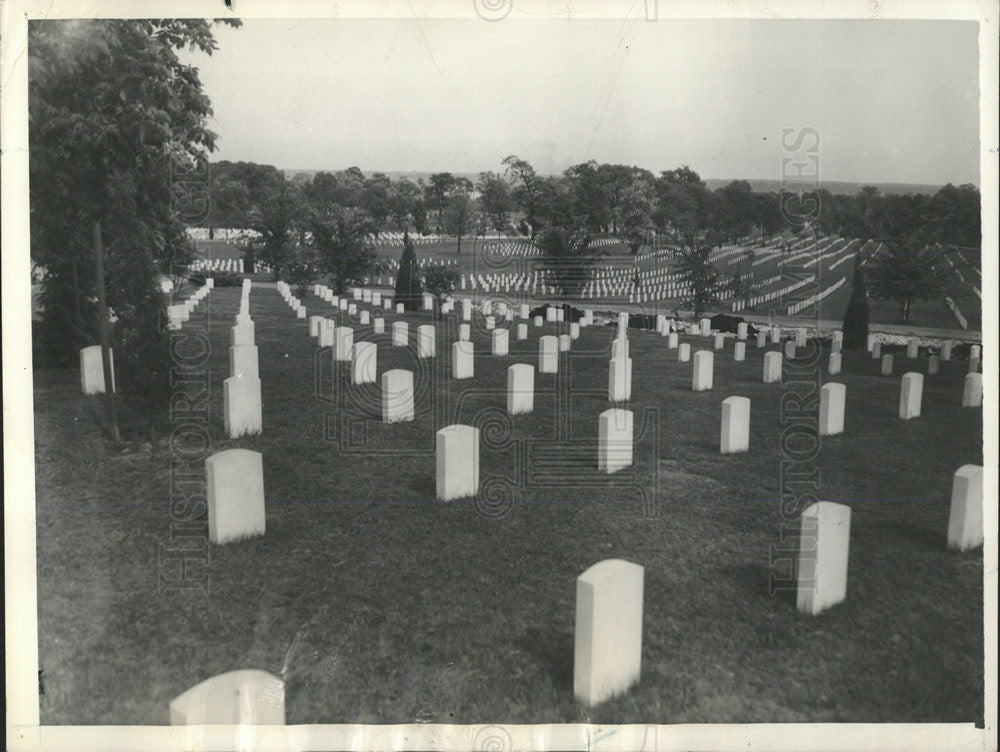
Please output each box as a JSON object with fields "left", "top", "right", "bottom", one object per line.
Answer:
{"left": 842, "top": 259, "right": 870, "bottom": 349}
{"left": 537, "top": 227, "right": 597, "bottom": 298}
{"left": 422, "top": 263, "right": 460, "bottom": 306}
{"left": 866, "top": 243, "right": 945, "bottom": 323}
{"left": 29, "top": 18, "right": 238, "bottom": 423}
{"left": 674, "top": 244, "right": 722, "bottom": 316}
{"left": 309, "top": 210, "right": 384, "bottom": 295}
{"left": 393, "top": 232, "right": 423, "bottom": 310}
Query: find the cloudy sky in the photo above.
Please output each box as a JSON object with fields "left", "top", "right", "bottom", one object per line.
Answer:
{"left": 181, "top": 16, "right": 981, "bottom": 186}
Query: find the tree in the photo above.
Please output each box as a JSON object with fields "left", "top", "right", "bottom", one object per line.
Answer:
{"left": 674, "top": 244, "right": 722, "bottom": 316}
{"left": 29, "top": 18, "right": 238, "bottom": 436}
{"left": 309, "top": 210, "right": 384, "bottom": 294}
{"left": 537, "top": 227, "right": 597, "bottom": 298}
{"left": 426, "top": 172, "right": 457, "bottom": 231}
{"left": 502, "top": 155, "right": 543, "bottom": 237}
{"left": 442, "top": 192, "right": 475, "bottom": 254}
{"left": 477, "top": 172, "right": 513, "bottom": 237}
{"left": 617, "top": 177, "right": 656, "bottom": 254}
{"left": 247, "top": 177, "right": 305, "bottom": 277}
{"left": 423, "top": 263, "right": 460, "bottom": 310}
{"left": 842, "top": 258, "right": 870, "bottom": 350}
{"left": 393, "top": 232, "right": 423, "bottom": 310}
{"left": 866, "top": 242, "right": 945, "bottom": 323}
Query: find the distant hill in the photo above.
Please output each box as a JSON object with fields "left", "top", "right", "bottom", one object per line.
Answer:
{"left": 283, "top": 168, "right": 945, "bottom": 196}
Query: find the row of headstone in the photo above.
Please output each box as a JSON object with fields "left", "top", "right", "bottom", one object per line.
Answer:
{"left": 868, "top": 335, "right": 982, "bottom": 364}
{"left": 167, "top": 278, "right": 214, "bottom": 330}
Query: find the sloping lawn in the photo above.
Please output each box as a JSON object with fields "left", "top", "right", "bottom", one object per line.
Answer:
{"left": 35, "top": 286, "right": 983, "bottom": 725}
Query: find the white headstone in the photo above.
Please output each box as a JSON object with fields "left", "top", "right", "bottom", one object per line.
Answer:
{"left": 335, "top": 327, "right": 354, "bottom": 361}
{"left": 899, "top": 372, "right": 923, "bottom": 419}
{"left": 831, "top": 339, "right": 842, "bottom": 355}
{"left": 678, "top": 343, "right": 691, "bottom": 362}
{"left": 223, "top": 376, "right": 262, "bottom": 438}
{"left": 539, "top": 335, "right": 559, "bottom": 374}
{"left": 359, "top": 310, "right": 370, "bottom": 325}
{"left": 462, "top": 298, "right": 472, "bottom": 321}
{"left": 962, "top": 373, "right": 982, "bottom": 407}
{"left": 906, "top": 339, "right": 918, "bottom": 359}
{"left": 819, "top": 382, "right": 846, "bottom": 436}
{"left": 755, "top": 332, "right": 766, "bottom": 348}
{"left": 418, "top": 325, "right": 436, "bottom": 358}
{"left": 720, "top": 396, "right": 750, "bottom": 454}
{"left": 881, "top": 354, "right": 893, "bottom": 376}
{"left": 574, "top": 559, "right": 644, "bottom": 707}
{"left": 570, "top": 322, "right": 580, "bottom": 340}
{"left": 296, "top": 307, "right": 306, "bottom": 319}
{"left": 559, "top": 334, "right": 572, "bottom": 352}
{"left": 866, "top": 333, "right": 875, "bottom": 351}
{"left": 784, "top": 340, "right": 796, "bottom": 360}
{"left": 692, "top": 350, "right": 714, "bottom": 391}
{"left": 492, "top": 328, "right": 509, "bottom": 356}
{"left": 423, "top": 293, "right": 435, "bottom": 311}
{"left": 947, "top": 465, "right": 984, "bottom": 552}
{"left": 507, "top": 363, "right": 534, "bottom": 415}
{"left": 928, "top": 355, "right": 939, "bottom": 375}
{"left": 229, "top": 344, "right": 259, "bottom": 379}
{"left": 347, "top": 303, "right": 357, "bottom": 316}
{"left": 372, "top": 292, "right": 381, "bottom": 307}
{"left": 351, "top": 342, "right": 377, "bottom": 384}
{"left": 763, "top": 352, "right": 782, "bottom": 383}
{"left": 871, "top": 341, "right": 881, "bottom": 359}
{"left": 700, "top": 318, "right": 711, "bottom": 336}
{"left": 832, "top": 330, "right": 843, "bottom": 344}
{"left": 795, "top": 327, "right": 807, "bottom": 347}
{"left": 436, "top": 425, "right": 479, "bottom": 501}
{"left": 770, "top": 327, "right": 781, "bottom": 345}
{"left": 396, "top": 303, "right": 405, "bottom": 314}
{"left": 534, "top": 315, "right": 543, "bottom": 327}
{"left": 453, "top": 340, "right": 475, "bottom": 379}
{"left": 737, "top": 322, "right": 748, "bottom": 340}
{"left": 80, "top": 345, "right": 115, "bottom": 394}
{"left": 546, "top": 306, "right": 558, "bottom": 322}
{"left": 598, "top": 408, "right": 633, "bottom": 474}
{"left": 608, "top": 357, "right": 632, "bottom": 402}
{"left": 941, "top": 340, "right": 952, "bottom": 361}
{"left": 460, "top": 323, "right": 471, "bottom": 341}
{"left": 667, "top": 332, "right": 678, "bottom": 349}
{"left": 970, "top": 344, "right": 981, "bottom": 359}
{"left": 381, "top": 369, "right": 414, "bottom": 423}
{"left": 556, "top": 307, "right": 565, "bottom": 322}
{"left": 968, "top": 357, "right": 980, "bottom": 374}
{"left": 392, "top": 321, "right": 408, "bottom": 347}
{"left": 517, "top": 323, "right": 528, "bottom": 341}
{"left": 231, "top": 322, "right": 254, "bottom": 347}
{"left": 618, "top": 311, "right": 629, "bottom": 335}
{"left": 169, "top": 670, "right": 284, "bottom": 726}
{"left": 205, "top": 449, "right": 265, "bottom": 544}
{"left": 733, "top": 342, "right": 746, "bottom": 362}
{"left": 828, "top": 352, "right": 841, "bottom": 375}
{"left": 714, "top": 333, "right": 725, "bottom": 350}
{"left": 373, "top": 317, "right": 385, "bottom": 335}
{"left": 519, "top": 304, "right": 529, "bottom": 319}
{"left": 309, "top": 315, "right": 324, "bottom": 338}
{"left": 797, "top": 501, "right": 851, "bottom": 615}
{"left": 485, "top": 316, "right": 496, "bottom": 331}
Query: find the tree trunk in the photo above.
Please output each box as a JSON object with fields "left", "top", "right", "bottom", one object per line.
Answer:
{"left": 93, "top": 220, "right": 121, "bottom": 444}
{"left": 71, "top": 259, "right": 83, "bottom": 340}
{"left": 456, "top": 234, "right": 462, "bottom": 255}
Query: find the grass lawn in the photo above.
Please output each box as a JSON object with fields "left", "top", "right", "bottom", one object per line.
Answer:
{"left": 34, "top": 286, "right": 984, "bottom": 725}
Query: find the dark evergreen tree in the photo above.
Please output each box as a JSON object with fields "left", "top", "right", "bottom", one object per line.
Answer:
{"left": 393, "top": 231, "right": 423, "bottom": 310}
{"left": 842, "top": 258, "right": 870, "bottom": 350}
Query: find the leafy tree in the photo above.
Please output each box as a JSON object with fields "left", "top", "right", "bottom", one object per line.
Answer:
{"left": 842, "top": 258, "right": 870, "bottom": 350}
{"left": 537, "top": 227, "right": 597, "bottom": 298}
{"left": 29, "top": 18, "right": 238, "bottom": 435}
{"left": 674, "top": 244, "right": 722, "bottom": 316}
{"left": 866, "top": 242, "right": 945, "bottom": 323}
{"left": 442, "top": 192, "right": 475, "bottom": 255}
{"left": 426, "top": 172, "right": 456, "bottom": 231}
{"left": 361, "top": 172, "right": 392, "bottom": 231}
{"left": 617, "top": 177, "right": 656, "bottom": 254}
{"left": 422, "top": 263, "right": 460, "bottom": 310}
{"left": 393, "top": 231, "right": 423, "bottom": 310}
{"left": 477, "top": 171, "right": 514, "bottom": 237}
{"left": 309, "top": 210, "right": 383, "bottom": 295}
{"left": 247, "top": 177, "right": 305, "bottom": 277}
{"left": 502, "top": 154, "right": 543, "bottom": 238}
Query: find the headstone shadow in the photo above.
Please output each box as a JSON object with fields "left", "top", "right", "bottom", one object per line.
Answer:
{"left": 515, "top": 626, "right": 573, "bottom": 693}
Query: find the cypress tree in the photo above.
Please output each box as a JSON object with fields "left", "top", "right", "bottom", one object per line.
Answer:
{"left": 842, "top": 257, "right": 870, "bottom": 350}
{"left": 393, "top": 231, "right": 423, "bottom": 310}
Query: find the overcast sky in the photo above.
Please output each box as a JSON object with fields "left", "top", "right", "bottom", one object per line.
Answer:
{"left": 181, "top": 17, "right": 980, "bottom": 186}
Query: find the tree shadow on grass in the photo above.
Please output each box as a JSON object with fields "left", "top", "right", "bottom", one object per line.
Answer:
{"left": 882, "top": 521, "right": 947, "bottom": 552}
{"left": 514, "top": 626, "right": 573, "bottom": 693}
{"left": 722, "top": 562, "right": 797, "bottom": 610}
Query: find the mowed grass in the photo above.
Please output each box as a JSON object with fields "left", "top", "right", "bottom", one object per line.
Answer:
{"left": 34, "top": 286, "right": 984, "bottom": 725}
